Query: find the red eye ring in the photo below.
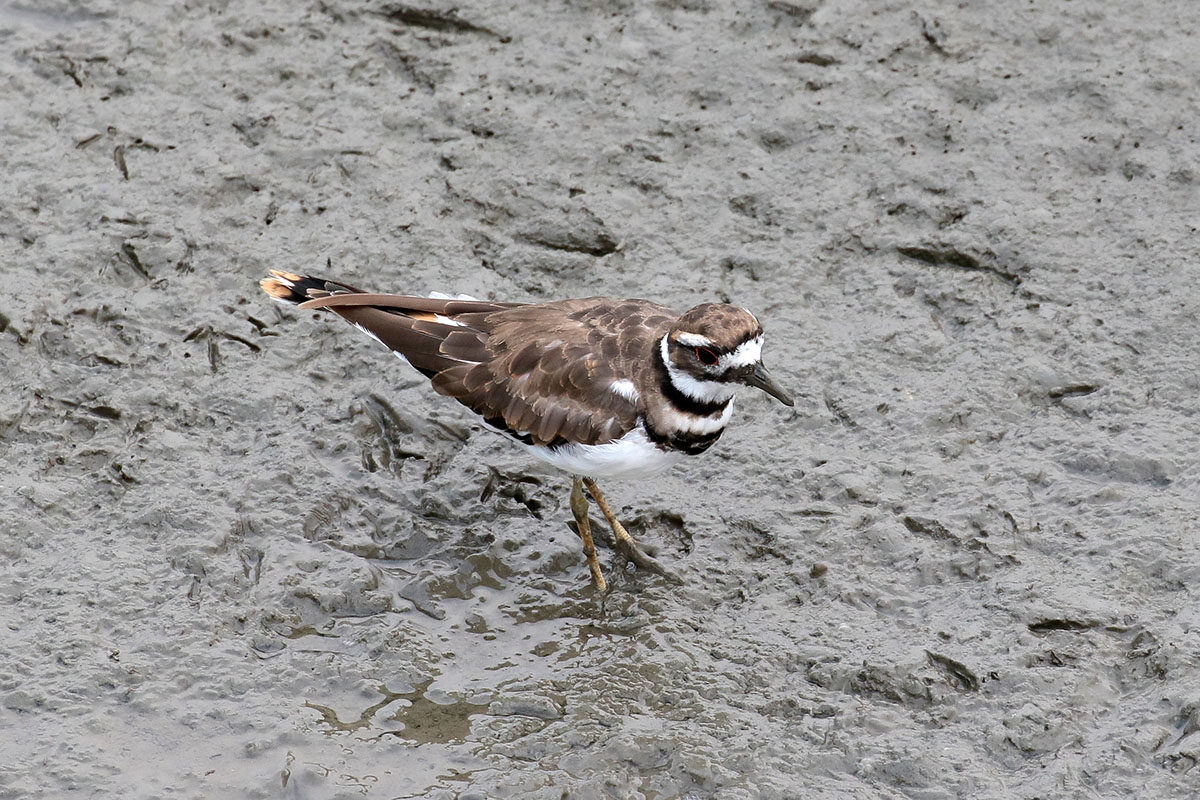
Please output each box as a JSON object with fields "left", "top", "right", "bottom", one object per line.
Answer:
{"left": 695, "top": 347, "right": 719, "bottom": 366}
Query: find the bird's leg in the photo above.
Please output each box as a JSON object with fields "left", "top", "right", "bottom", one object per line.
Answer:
{"left": 582, "top": 477, "right": 679, "bottom": 582}
{"left": 570, "top": 475, "right": 606, "bottom": 591}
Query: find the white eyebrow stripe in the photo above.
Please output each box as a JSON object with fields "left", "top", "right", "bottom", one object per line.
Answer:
{"left": 675, "top": 332, "right": 715, "bottom": 347}
{"left": 609, "top": 379, "right": 640, "bottom": 403}
{"left": 719, "top": 335, "right": 763, "bottom": 369}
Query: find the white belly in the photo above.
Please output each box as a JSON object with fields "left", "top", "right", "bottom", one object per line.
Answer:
{"left": 524, "top": 426, "right": 686, "bottom": 480}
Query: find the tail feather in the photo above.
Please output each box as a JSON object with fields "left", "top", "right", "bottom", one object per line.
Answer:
{"left": 260, "top": 270, "right": 366, "bottom": 305}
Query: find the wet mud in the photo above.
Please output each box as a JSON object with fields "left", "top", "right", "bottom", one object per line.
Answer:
{"left": 2, "top": 1, "right": 1199, "bottom": 798}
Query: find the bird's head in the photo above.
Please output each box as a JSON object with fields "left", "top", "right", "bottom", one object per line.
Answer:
{"left": 662, "top": 303, "right": 793, "bottom": 406}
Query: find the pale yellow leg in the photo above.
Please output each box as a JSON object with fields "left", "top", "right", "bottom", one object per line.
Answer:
{"left": 582, "top": 477, "right": 678, "bottom": 582}
{"left": 570, "top": 476, "right": 606, "bottom": 591}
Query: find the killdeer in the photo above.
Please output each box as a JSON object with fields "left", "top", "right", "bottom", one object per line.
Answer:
{"left": 261, "top": 270, "right": 793, "bottom": 590}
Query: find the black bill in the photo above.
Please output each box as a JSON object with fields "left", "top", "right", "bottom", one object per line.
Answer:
{"left": 745, "top": 363, "right": 794, "bottom": 406}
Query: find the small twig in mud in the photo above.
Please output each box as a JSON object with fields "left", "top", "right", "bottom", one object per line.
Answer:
{"left": 1027, "top": 618, "right": 1099, "bottom": 634}
{"left": 119, "top": 242, "right": 149, "bottom": 279}
{"left": 373, "top": 4, "right": 508, "bottom": 40}
{"left": 113, "top": 145, "right": 129, "bottom": 180}
{"left": 925, "top": 650, "right": 979, "bottom": 691}
{"left": 1048, "top": 383, "right": 1099, "bottom": 399}
{"left": 184, "top": 325, "right": 263, "bottom": 373}
{"left": 897, "top": 245, "right": 1022, "bottom": 286}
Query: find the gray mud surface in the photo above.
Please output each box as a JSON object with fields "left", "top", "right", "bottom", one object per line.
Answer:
{"left": 3, "top": 1, "right": 1199, "bottom": 798}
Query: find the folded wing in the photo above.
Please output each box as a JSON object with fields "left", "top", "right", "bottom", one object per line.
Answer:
{"left": 261, "top": 272, "right": 645, "bottom": 446}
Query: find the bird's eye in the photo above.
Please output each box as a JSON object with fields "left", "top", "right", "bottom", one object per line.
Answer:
{"left": 695, "top": 347, "right": 719, "bottom": 366}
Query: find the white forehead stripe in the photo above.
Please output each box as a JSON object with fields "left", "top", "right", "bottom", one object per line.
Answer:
{"left": 609, "top": 379, "right": 640, "bottom": 403}
{"left": 719, "top": 335, "right": 763, "bottom": 369}
{"left": 676, "top": 332, "right": 715, "bottom": 347}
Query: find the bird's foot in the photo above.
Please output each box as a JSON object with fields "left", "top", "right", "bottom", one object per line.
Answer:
{"left": 583, "top": 477, "right": 682, "bottom": 585}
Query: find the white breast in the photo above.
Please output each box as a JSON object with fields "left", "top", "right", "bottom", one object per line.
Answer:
{"left": 524, "top": 426, "right": 685, "bottom": 480}
{"left": 657, "top": 398, "right": 735, "bottom": 435}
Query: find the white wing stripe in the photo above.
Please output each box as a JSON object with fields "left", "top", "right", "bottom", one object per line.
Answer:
{"left": 609, "top": 379, "right": 640, "bottom": 403}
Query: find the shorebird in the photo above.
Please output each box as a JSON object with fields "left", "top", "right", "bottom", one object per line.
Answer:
{"left": 261, "top": 270, "right": 792, "bottom": 590}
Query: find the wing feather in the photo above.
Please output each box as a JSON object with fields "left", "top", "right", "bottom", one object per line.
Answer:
{"left": 266, "top": 275, "right": 675, "bottom": 447}
{"left": 299, "top": 293, "right": 518, "bottom": 316}
{"left": 440, "top": 329, "right": 489, "bottom": 362}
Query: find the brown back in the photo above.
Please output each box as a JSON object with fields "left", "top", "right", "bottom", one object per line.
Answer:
{"left": 308, "top": 294, "right": 679, "bottom": 447}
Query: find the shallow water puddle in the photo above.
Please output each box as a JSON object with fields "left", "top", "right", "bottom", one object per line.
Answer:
{"left": 304, "top": 680, "right": 487, "bottom": 745}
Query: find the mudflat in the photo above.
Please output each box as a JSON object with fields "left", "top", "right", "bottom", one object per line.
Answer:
{"left": 2, "top": 1, "right": 1198, "bottom": 797}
